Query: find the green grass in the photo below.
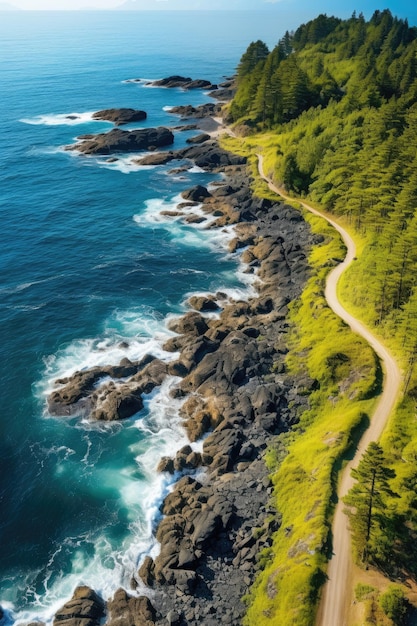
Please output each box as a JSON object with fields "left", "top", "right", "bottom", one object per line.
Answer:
{"left": 220, "top": 133, "right": 381, "bottom": 624}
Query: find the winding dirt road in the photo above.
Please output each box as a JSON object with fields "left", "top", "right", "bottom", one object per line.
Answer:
{"left": 257, "top": 155, "right": 402, "bottom": 626}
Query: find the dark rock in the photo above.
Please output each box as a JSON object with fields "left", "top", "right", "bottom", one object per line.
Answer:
{"left": 191, "top": 507, "right": 221, "bottom": 548}
{"left": 179, "top": 143, "right": 247, "bottom": 170}
{"left": 157, "top": 456, "right": 175, "bottom": 474}
{"left": 150, "top": 76, "right": 214, "bottom": 90}
{"left": 181, "top": 185, "right": 211, "bottom": 202}
{"left": 92, "top": 108, "right": 147, "bottom": 125}
{"left": 186, "top": 133, "right": 210, "bottom": 144}
{"left": 173, "top": 448, "right": 202, "bottom": 472}
{"left": 168, "top": 102, "right": 222, "bottom": 119}
{"left": 167, "top": 312, "right": 209, "bottom": 336}
{"left": 67, "top": 127, "right": 174, "bottom": 155}
{"left": 137, "top": 151, "right": 176, "bottom": 166}
{"left": 203, "top": 428, "right": 244, "bottom": 470}
{"left": 209, "top": 87, "right": 235, "bottom": 101}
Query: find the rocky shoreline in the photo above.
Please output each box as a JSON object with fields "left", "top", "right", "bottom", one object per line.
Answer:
{"left": 12, "top": 81, "right": 317, "bottom": 626}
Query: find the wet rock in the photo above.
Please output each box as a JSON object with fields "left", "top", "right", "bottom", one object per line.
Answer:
{"left": 138, "top": 556, "right": 156, "bottom": 588}
{"left": 106, "top": 588, "right": 156, "bottom": 626}
{"left": 136, "top": 151, "right": 177, "bottom": 166}
{"left": 90, "top": 385, "right": 144, "bottom": 421}
{"left": 92, "top": 108, "right": 147, "bottom": 125}
{"left": 53, "top": 586, "right": 104, "bottom": 626}
{"left": 67, "top": 127, "right": 174, "bottom": 155}
{"left": 186, "top": 133, "right": 210, "bottom": 144}
{"left": 167, "top": 312, "right": 209, "bottom": 336}
{"left": 180, "top": 143, "right": 247, "bottom": 170}
{"left": 181, "top": 185, "right": 211, "bottom": 202}
{"left": 149, "top": 76, "right": 215, "bottom": 90}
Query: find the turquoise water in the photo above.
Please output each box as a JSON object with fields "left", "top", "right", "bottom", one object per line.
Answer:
{"left": 0, "top": 10, "right": 284, "bottom": 623}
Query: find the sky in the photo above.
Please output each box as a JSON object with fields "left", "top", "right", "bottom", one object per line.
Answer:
{"left": 1, "top": 0, "right": 416, "bottom": 25}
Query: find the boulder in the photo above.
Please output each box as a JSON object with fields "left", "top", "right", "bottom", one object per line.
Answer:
{"left": 106, "top": 589, "right": 156, "bottom": 626}
{"left": 90, "top": 387, "right": 143, "bottom": 421}
{"left": 180, "top": 143, "right": 247, "bottom": 170}
{"left": 92, "top": 108, "right": 147, "bottom": 125}
{"left": 167, "top": 611, "right": 182, "bottom": 626}
{"left": 191, "top": 507, "right": 222, "bottom": 548}
{"left": 203, "top": 427, "right": 244, "bottom": 470}
{"left": 181, "top": 185, "right": 211, "bottom": 202}
{"left": 136, "top": 151, "right": 176, "bottom": 166}
{"left": 169, "top": 102, "right": 222, "bottom": 119}
{"left": 187, "top": 295, "right": 220, "bottom": 312}
{"left": 53, "top": 586, "right": 104, "bottom": 626}
{"left": 186, "top": 133, "right": 210, "bottom": 144}
{"left": 138, "top": 556, "right": 155, "bottom": 587}
{"left": 157, "top": 456, "right": 175, "bottom": 474}
{"left": 68, "top": 127, "right": 174, "bottom": 155}
{"left": 167, "top": 312, "right": 209, "bottom": 336}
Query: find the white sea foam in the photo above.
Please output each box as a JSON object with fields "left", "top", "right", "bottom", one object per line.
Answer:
{"left": 65, "top": 150, "right": 155, "bottom": 174}
{"left": 134, "top": 195, "right": 237, "bottom": 253}
{"left": 122, "top": 77, "right": 161, "bottom": 84}
{"left": 38, "top": 306, "right": 177, "bottom": 402}
{"left": 0, "top": 274, "right": 64, "bottom": 296}
{"left": 187, "top": 165, "right": 207, "bottom": 174}
{"left": 20, "top": 112, "right": 99, "bottom": 127}
{"left": 95, "top": 155, "right": 152, "bottom": 174}
{"left": 23, "top": 181, "right": 254, "bottom": 626}
{"left": 10, "top": 376, "right": 190, "bottom": 626}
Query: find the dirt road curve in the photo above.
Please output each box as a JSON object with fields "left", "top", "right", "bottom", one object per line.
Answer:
{"left": 257, "top": 155, "right": 402, "bottom": 626}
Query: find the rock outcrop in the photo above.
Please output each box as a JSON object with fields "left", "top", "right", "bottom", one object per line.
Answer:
{"left": 148, "top": 76, "right": 216, "bottom": 90}
{"left": 67, "top": 127, "right": 174, "bottom": 155}
{"left": 135, "top": 142, "right": 247, "bottom": 170}
{"left": 92, "top": 108, "right": 147, "bottom": 125}
{"left": 53, "top": 586, "right": 104, "bottom": 626}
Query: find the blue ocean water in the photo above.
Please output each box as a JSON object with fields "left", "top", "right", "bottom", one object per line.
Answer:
{"left": 0, "top": 10, "right": 283, "bottom": 623}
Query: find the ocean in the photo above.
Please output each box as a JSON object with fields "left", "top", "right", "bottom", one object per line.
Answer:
{"left": 0, "top": 10, "right": 286, "bottom": 624}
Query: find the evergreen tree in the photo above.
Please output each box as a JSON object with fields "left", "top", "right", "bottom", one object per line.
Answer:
{"left": 344, "top": 442, "right": 396, "bottom": 565}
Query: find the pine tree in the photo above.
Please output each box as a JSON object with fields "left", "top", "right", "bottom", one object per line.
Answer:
{"left": 344, "top": 442, "right": 396, "bottom": 565}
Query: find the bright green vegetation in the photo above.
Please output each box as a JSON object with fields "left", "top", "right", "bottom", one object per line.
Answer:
{"left": 224, "top": 7, "right": 417, "bottom": 623}
{"left": 233, "top": 171, "right": 378, "bottom": 624}
{"left": 354, "top": 583, "right": 408, "bottom": 625}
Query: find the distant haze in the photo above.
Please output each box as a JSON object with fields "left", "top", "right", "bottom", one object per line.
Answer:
{"left": 2, "top": 0, "right": 416, "bottom": 26}
{"left": 1, "top": 0, "right": 286, "bottom": 8}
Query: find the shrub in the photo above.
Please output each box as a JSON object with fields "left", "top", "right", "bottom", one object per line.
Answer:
{"left": 379, "top": 585, "right": 407, "bottom": 623}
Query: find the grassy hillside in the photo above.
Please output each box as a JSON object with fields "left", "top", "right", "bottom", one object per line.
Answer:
{"left": 225, "top": 9, "right": 417, "bottom": 625}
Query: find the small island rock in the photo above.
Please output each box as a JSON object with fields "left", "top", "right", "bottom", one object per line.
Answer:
{"left": 68, "top": 127, "right": 174, "bottom": 155}
{"left": 92, "top": 108, "right": 147, "bottom": 125}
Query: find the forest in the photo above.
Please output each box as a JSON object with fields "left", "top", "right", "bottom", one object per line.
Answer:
{"left": 227, "top": 10, "right": 417, "bottom": 625}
